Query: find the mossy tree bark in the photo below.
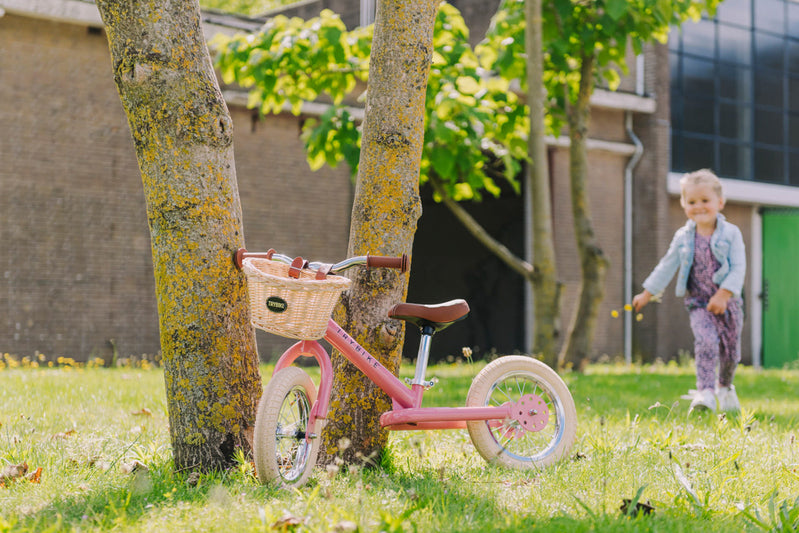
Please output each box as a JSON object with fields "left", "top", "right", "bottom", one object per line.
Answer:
{"left": 96, "top": 0, "right": 262, "bottom": 471}
{"left": 558, "top": 53, "right": 609, "bottom": 372}
{"left": 320, "top": 0, "right": 439, "bottom": 466}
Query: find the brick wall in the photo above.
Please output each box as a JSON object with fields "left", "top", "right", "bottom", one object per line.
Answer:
{"left": 631, "top": 42, "right": 679, "bottom": 363}
{"left": 549, "top": 143, "right": 627, "bottom": 360}
{"left": 0, "top": 16, "right": 153, "bottom": 361}
{"left": 0, "top": 14, "right": 352, "bottom": 361}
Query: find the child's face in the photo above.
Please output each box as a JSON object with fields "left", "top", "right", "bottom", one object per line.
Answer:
{"left": 681, "top": 182, "right": 725, "bottom": 230}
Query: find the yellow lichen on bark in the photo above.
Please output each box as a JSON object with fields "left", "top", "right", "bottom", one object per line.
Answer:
{"left": 321, "top": 0, "right": 440, "bottom": 467}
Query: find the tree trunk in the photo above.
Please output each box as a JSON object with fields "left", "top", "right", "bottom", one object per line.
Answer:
{"left": 558, "top": 53, "right": 608, "bottom": 372}
{"left": 526, "top": 0, "right": 562, "bottom": 367}
{"left": 320, "top": 0, "right": 439, "bottom": 466}
{"left": 96, "top": 0, "right": 262, "bottom": 471}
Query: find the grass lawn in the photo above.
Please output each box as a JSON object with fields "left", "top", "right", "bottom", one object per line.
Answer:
{"left": 1, "top": 356, "right": 798, "bottom": 532}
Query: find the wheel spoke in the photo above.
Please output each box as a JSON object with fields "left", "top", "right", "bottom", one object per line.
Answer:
{"left": 515, "top": 376, "right": 526, "bottom": 397}
{"left": 488, "top": 373, "right": 561, "bottom": 459}
{"left": 467, "top": 357, "right": 576, "bottom": 470}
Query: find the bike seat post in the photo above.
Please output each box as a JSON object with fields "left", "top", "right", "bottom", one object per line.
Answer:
{"left": 411, "top": 325, "right": 435, "bottom": 386}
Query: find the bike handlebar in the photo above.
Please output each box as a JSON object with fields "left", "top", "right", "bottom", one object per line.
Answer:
{"left": 234, "top": 248, "right": 408, "bottom": 275}
{"left": 366, "top": 254, "right": 408, "bottom": 272}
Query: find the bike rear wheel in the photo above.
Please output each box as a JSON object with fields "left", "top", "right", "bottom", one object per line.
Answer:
{"left": 466, "top": 356, "right": 576, "bottom": 469}
{"left": 253, "top": 367, "right": 319, "bottom": 488}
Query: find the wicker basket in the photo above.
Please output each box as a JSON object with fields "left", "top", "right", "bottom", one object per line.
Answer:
{"left": 241, "top": 257, "right": 351, "bottom": 340}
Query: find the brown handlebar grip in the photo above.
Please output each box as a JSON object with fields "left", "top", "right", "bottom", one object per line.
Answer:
{"left": 366, "top": 254, "right": 409, "bottom": 273}
{"left": 234, "top": 248, "right": 247, "bottom": 269}
{"left": 234, "top": 248, "right": 275, "bottom": 269}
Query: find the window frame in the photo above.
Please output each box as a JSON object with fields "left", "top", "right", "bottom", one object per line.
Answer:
{"left": 670, "top": 0, "right": 799, "bottom": 186}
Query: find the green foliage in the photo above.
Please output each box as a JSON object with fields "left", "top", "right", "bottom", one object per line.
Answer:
{"left": 212, "top": 10, "right": 371, "bottom": 115}
{"left": 212, "top": 0, "right": 721, "bottom": 205}
{"left": 213, "top": 3, "right": 531, "bottom": 202}
{"left": 302, "top": 105, "right": 361, "bottom": 172}
{"left": 423, "top": 3, "right": 527, "bottom": 201}
{"left": 739, "top": 491, "right": 799, "bottom": 532}
{"left": 482, "top": 0, "right": 721, "bottom": 109}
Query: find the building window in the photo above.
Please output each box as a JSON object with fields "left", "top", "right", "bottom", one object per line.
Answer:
{"left": 670, "top": 0, "right": 799, "bottom": 186}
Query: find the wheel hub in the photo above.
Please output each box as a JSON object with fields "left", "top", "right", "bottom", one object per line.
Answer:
{"left": 508, "top": 393, "right": 549, "bottom": 433}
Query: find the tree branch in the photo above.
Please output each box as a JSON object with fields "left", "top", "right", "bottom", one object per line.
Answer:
{"left": 429, "top": 175, "right": 535, "bottom": 281}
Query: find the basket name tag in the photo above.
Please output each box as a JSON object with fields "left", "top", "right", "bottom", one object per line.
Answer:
{"left": 265, "top": 296, "right": 288, "bottom": 313}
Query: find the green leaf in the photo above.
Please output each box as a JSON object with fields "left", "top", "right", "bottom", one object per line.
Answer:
{"left": 456, "top": 76, "right": 481, "bottom": 95}
{"left": 606, "top": 0, "right": 629, "bottom": 21}
{"left": 430, "top": 146, "right": 456, "bottom": 178}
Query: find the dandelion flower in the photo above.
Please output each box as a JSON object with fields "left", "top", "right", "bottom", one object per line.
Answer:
{"left": 624, "top": 304, "right": 633, "bottom": 312}
{"left": 611, "top": 310, "right": 619, "bottom": 318}
{"left": 636, "top": 313, "right": 644, "bottom": 322}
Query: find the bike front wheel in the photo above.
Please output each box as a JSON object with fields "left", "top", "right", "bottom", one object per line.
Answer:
{"left": 466, "top": 356, "right": 576, "bottom": 469}
{"left": 253, "top": 366, "right": 320, "bottom": 488}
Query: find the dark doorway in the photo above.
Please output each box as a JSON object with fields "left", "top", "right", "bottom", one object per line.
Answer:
{"left": 404, "top": 184, "right": 526, "bottom": 362}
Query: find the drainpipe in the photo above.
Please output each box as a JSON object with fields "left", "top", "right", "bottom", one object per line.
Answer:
{"left": 624, "top": 112, "right": 643, "bottom": 364}
{"left": 636, "top": 54, "right": 645, "bottom": 96}
{"left": 360, "top": 0, "right": 375, "bottom": 27}
{"left": 622, "top": 53, "right": 647, "bottom": 365}
{"left": 524, "top": 163, "right": 534, "bottom": 354}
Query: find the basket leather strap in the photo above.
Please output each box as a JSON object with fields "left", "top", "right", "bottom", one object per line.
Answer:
{"left": 315, "top": 264, "right": 332, "bottom": 280}
{"left": 288, "top": 256, "right": 308, "bottom": 279}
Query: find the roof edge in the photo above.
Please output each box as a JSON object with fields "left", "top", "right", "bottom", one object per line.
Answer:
{"left": 1, "top": 0, "right": 103, "bottom": 27}
{"left": 0, "top": 0, "right": 263, "bottom": 34}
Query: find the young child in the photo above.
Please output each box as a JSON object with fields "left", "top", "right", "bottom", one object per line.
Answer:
{"left": 633, "top": 169, "right": 746, "bottom": 413}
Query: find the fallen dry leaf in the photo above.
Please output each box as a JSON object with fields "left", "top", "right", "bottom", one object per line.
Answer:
{"left": 272, "top": 514, "right": 304, "bottom": 531}
{"left": 0, "top": 463, "right": 41, "bottom": 487}
{"left": 120, "top": 460, "right": 148, "bottom": 474}
{"left": 186, "top": 471, "right": 201, "bottom": 487}
{"left": 52, "top": 429, "right": 76, "bottom": 439}
{"left": 332, "top": 520, "right": 358, "bottom": 532}
{"left": 26, "top": 467, "right": 42, "bottom": 483}
{"left": 131, "top": 408, "right": 152, "bottom": 417}
{"left": 0, "top": 462, "right": 28, "bottom": 485}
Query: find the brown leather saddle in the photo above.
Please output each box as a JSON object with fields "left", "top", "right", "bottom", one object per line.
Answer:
{"left": 388, "top": 299, "right": 470, "bottom": 333}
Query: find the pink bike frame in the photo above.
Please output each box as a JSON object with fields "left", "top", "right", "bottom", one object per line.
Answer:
{"left": 272, "top": 319, "right": 515, "bottom": 436}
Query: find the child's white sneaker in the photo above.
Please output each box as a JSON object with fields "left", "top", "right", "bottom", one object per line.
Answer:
{"left": 716, "top": 385, "right": 740, "bottom": 412}
{"left": 688, "top": 388, "right": 716, "bottom": 413}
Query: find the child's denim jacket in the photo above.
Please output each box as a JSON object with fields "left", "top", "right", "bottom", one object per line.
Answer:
{"left": 642, "top": 214, "right": 746, "bottom": 298}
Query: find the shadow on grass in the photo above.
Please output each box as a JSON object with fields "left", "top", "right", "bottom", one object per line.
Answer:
{"left": 368, "top": 462, "right": 742, "bottom": 533}
{"left": 14, "top": 462, "right": 273, "bottom": 531}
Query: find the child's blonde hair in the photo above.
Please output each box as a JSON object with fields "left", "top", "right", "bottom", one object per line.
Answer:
{"left": 680, "top": 169, "right": 724, "bottom": 203}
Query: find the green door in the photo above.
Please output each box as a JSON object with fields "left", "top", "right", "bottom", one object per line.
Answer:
{"left": 762, "top": 209, "right": 799, "bottom": 368}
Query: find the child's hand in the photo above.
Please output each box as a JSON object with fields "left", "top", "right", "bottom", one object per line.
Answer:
{"left": 707, "top": 289, "right": 732, "bottom": 315}
{"left": 632, "top": 290, "right": 652, "bottom": 312}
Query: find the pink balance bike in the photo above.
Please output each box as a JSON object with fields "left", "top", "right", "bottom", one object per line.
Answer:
{"left": 235, "top": 248, "right": 577, "bottom": 488}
